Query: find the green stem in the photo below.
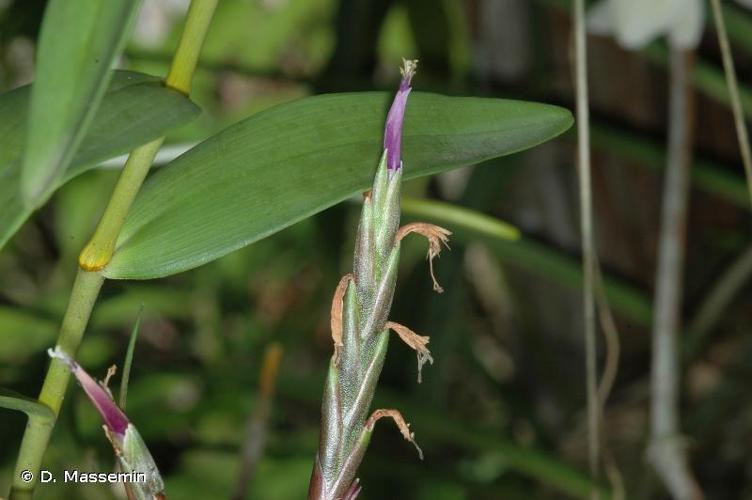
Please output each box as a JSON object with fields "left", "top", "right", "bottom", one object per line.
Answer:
{"left": 10, "top": 270, "right": 104, "bottom": 497}
{"left": 79, "top": 139, "right": 164, "bottom": 269}
{"left": 166, "top": 0, "right": 219, "bottom": 95}
{"left": 9, "top": 1, "right": 217, "bottom": 497}
{"left": 80, "top": 0, "right": 219, "bottom": 270}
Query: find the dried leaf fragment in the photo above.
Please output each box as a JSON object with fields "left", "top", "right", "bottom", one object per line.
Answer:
{"left": 103, "top": 365, "right": 117, "bottom": 395}
{"left": 365, "top": 408, "right": 423, "bottom": 459}
{"left": 386, "top": 321, "right": 434, "bottom": 383}
{"left": 330, "top": 273, "right": 353, "bottom": 364}
{"left": 395, "top": 222, "right": 451, "bottom": 292}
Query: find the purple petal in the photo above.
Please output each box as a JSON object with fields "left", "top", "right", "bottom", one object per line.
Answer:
{"left": 383, "top": 59, "right": 418, "bottom": 171}
{"left": 48, "top": 347, "right": 130, "bottom": 437}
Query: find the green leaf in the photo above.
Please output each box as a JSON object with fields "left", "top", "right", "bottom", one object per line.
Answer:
{"left": 0, "top": 388, "right": 55, "bottom": 420}
{"left": 105, "top": 92, "right": 572, "bottom": 279}
{"left": 0, "top": 70, "right": 201, "bottom": 249}
{"left": 119, "top": 309, "right": 143, "bottom": 409}
{"left": 20, "top": 0, "right": 143, "bottom": 204}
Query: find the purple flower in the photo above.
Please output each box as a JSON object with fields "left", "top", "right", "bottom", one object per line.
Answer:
{"left": 383, "top": 59, "right": 418, "bottom": 171}
{"left": 48, "top": 347, "right": 129, "bottom": 438}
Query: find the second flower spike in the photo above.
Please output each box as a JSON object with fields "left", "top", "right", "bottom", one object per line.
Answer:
{"left": 48, "top": 347, "right": 165, "bottom": 500}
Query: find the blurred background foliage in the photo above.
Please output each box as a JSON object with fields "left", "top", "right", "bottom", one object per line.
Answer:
{"left": 1, "top": 0, "right": 751, "bottom": 498}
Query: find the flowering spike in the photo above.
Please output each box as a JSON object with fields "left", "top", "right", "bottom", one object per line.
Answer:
{"left": 48, "top": 347, "right": 129, "bottom": 437}
{"left": 384, "top": 59, "right": 418, "bottom": 171}
{"left": 310, "top": 60, "right": 433, "bottom": 500}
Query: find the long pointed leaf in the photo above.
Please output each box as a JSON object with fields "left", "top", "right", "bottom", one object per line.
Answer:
{"left": 20, "top": 0, "right": 143, "bottom": 204}
{"left": 105, "top": 92, "right": 572, "bottom": 279}
{"left": 0, "top": 71, "right": 201, "bottom": 249}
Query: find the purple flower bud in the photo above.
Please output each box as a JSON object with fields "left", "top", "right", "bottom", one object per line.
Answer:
{"left": 48, "top": 347, "right": 129, "bottom": 438}
{"left": 48, "top": 347, "right": 166, "bottom": 498}
{"left": 384, "top": 59, "right": 418, "bottom": 171}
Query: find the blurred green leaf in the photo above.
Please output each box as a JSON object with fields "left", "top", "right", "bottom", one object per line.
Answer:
{"left": 0, "top": 388, "right": 54, "bottom": 420}
{"left": 20, "top": 0, "right": 142, "bottom": 203}
{"left": 0, "top": 307, "right": 56, "bottom": 362}
{"left": 91, "top": 285, "right": 194, "bottom": 329}
{"left": 105, "top": 92, "right": 573, "bottom": 279}
{"left": 401, "top": 197, "right": 521, "bottom": 242}
{"left": 121, "top": 374, "right": 202, "bottom": 439}
{"left": 0, "top": 70, "right": 201, "bottom": 249}
{"left": 166, "top": 450, "right": 311, "bottom": 499}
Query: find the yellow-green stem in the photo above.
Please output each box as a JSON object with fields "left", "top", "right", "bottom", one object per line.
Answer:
{"left": 9, "top": 1, "right": 217, "bottom": 497}
{"left": 79, "top": 138, "right": 164, "bottom": 270}
{"left": 10, "top": 270, "right": 104, "bottom": 496}
{"left": 166, "top": 0, "right": 219, "bottom": 95}
{"left": 80, "top": 0, "right": 219, "bottom": 269}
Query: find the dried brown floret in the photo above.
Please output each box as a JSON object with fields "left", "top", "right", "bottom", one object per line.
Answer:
{"left": 103, "top": 365, "right": 117, "bottom": 389}
{"left": 365, "top": 408, "right": 423, "bottom": 459}
{"left": 395, "top": 222, "right": 451, "bottom": 292}
{"left": 385, "top": 321, "right": 433, "bottom": 383}
{"left": 330, "top": 273, "right": 353, "bottom": 365}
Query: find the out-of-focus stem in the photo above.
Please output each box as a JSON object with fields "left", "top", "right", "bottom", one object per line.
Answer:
{"left": 231, "top": 343, "right": 284, "bottom": 500}
{"left": 648, "top": 49, "right": 704, "bottom": 500}
{"left": 684, "top": 244, "right": 752, "bottom": 361}
{"left": 572, "top": 0, "right": 600, "bottom": 497}
{"left": 594, "top": 261, "right": 624, "bottom": 500}
{"left": 708, "top": 0, "right": 752, "bottom": 209}
{"left": 593, "top": 262, "right": 619, "bottom": 420}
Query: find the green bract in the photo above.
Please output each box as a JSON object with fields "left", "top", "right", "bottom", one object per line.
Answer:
{"left": 104, "top": 92, "right": 573, "bottom": 279}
